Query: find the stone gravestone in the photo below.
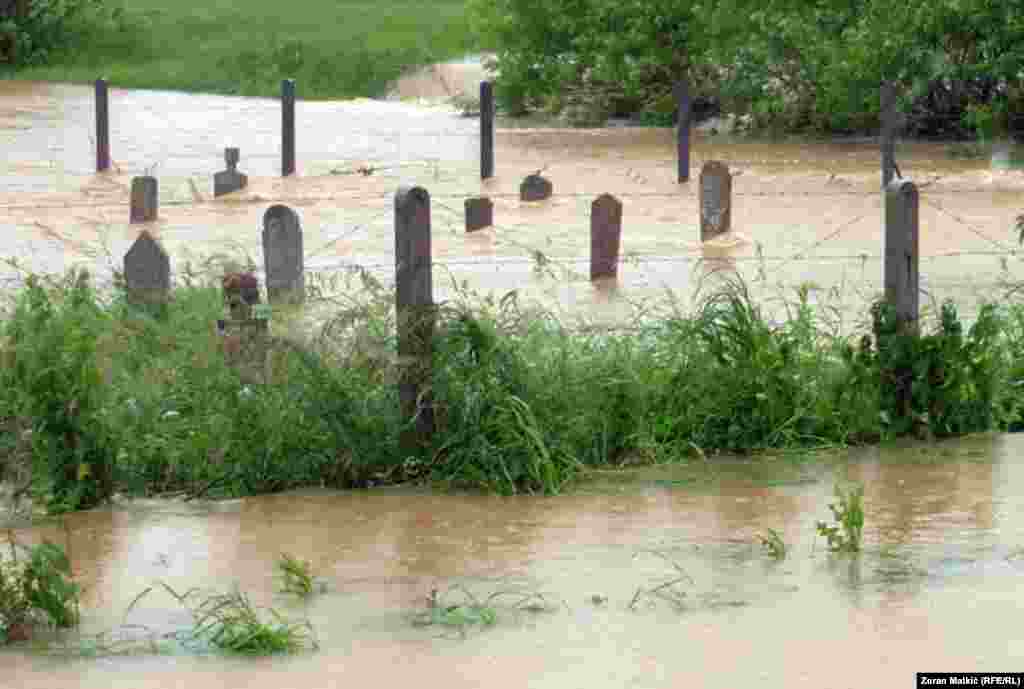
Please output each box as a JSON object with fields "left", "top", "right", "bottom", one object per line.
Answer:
{"left": 214, "top": 147, "right": 248, "bottom": 197}
{"left": 699, "top": 161, "right": 732, "bottom": 241}
{"left": 520, "top": 173, "right": 553, "bottom": 202}
{"left": 129, "top": 176, "right": 158, "bottom": 223}
{"left": 262, "top": 204, "right": 305, "bottom": 304}
{"left": 465, "top": 197, "right": 493, "bottom": 232}
{"left": 124, "top": 231, "right": 170, "bottom": 308}
{"left": 590, "top": 193, "right": 623, "bottom": 281}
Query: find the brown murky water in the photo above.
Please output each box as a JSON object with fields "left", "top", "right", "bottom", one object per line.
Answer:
{"left": 2, "top": 435, "right": 1024, "bottom": 687}
{"left": 2, "top": 80, "right": 1023, "bottom": 328}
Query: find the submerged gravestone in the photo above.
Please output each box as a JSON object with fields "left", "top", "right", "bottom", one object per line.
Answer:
{"left": 262, "top": 204, "right": 305, "bottom": 304}
{"left": 699, "top": 161, "right": 732, "bottom": 241}
{"left": 590, "top": 193, "right": 623, "bottom": 281}
{"left": 465, "top": 197, "right": 493, "bottom": 232}
{"left": 214, "top": 147, "right": 248, "bottom": 197}
{"left": 124, "top": 231, "right": 170, "bottom": 307}
{"left": 520, "top": 173, "right": 553, "bottom": 202}
{"left": 129, "top": 176, "right": 158, "bottom": 223}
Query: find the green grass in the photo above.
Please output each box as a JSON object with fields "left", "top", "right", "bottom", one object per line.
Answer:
{"left": 4, "top": 0, "right": 475, "bottom": 99}
{"left": 1, "top": 262, "right": 1023, "bottom": 510}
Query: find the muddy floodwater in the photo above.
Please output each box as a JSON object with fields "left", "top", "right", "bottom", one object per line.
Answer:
{"left": 2, "top": 435, "right": 1024, "bottom": 687}
{"left": 2, "top": 80, "right": 1024, "bottom": 327}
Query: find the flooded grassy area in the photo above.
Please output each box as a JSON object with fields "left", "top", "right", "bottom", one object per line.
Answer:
{"left": 2, "top": 434, "right": 1024, "bottom": 687}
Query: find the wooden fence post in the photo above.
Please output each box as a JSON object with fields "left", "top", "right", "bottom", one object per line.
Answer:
{"left": 882, "top": 178, "right": 920, "bottom": 423}
{"left": 95, "top": 78, "right": 110, "bottom": 172}
{"left": 480, "top": 81, "right": 494, "bottom": 179}
{"left": 881, "top": 81, "right": 898, "bottom": 188}
{"left": 675, "top": 79, "right": 691, "bottom": 183}
{"left": 395, "top": 186, "right": 435, "bottom": 453}
{"left": 282, "top": 79, "right": 296, "bottom": 177}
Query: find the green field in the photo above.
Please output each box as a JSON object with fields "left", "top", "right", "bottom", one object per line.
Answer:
{"left": 6, "top": 0, "right": 474, "bottom": 99}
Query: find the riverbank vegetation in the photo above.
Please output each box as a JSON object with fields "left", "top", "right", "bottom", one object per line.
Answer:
{"left": 470, "top": 0, "right": 1024, "bottom": 137}
{"left": 1, "top": 266, "right": 1022, "bottom": 513}
{"left": 1, "top": 0, "right": 473, "bottom": 99}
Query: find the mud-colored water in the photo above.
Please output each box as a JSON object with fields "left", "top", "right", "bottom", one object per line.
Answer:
{"left": 2, "top": 434, "right": 1023, "bottom": 687}
{"left": 2, "top": 80, "right": 1023, "bottom": 327}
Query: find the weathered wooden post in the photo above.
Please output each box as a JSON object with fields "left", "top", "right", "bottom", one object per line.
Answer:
{"left": 395, "top": 186, "right": 435, "bottom": 453}
{"left": 882, "top": 178, "right": 920, "bottom": 424}
{"left": 262, "top": 204, "right": 305, "bottom": 304}
{"left": 881, "top": 81, "right": 898, "bottom": 188}
{"left": 124, "top": 231, "right": 170, "bottom": 314}
{"left": 590, "top": 193, "right": 622, "bottom": 281}
{"left": 480, "top": 81, "right": 494, "bottom": 179}
{"left": 95, "top": 78, "right": 110, "bottom": 172}
{"left": 675, "top": 79, "right": 691, "bottom": 183}
{"left": 129, "top": 176, "right": 158, "bottom": 223}
{"left": 282, "top": 79, "right": 296, "bottom": 177}
{"left": 699, "top": 161, "right": 732, "bottom": 241}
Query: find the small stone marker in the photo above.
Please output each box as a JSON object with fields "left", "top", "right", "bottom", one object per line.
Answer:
{"left": 214, "top": 147, "right": 248, "bottom": 197}
{"left": 520, "top": 173, "right": 553, "bottom": 202}
{"left": 124, "top": 230, "right": 170, "bottom": 307}
{"left": 129, "top": 176, "right": 158, "bottom": 223}
{"left": 590, "top": 193, "right": 622, "bottom": 281}
{"left": 465, "top": 197, "right": 493, "bottom": 232}
{"left": 218, "top": 272, "right": 269, "bottom": 385}
{"left": 262, "top": 204, "right": 305, "bottom": 304}
{"left": 699, "top": 161, "right": 732, "bottom": 241}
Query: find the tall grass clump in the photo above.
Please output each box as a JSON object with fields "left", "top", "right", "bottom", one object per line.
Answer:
{"left": 3, "top": 266, "right": 1023, "bottom": 508}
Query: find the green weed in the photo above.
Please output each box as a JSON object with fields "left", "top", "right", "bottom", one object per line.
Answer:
{"left": 0, "top": 534, "right": 80, "bottom": 643}
{"left": 411, "top": 584, "right": 557, "bottom": 639}
{"left": 158, "top": 583, "right": 317, "bottom": 655}
{"left": 276, "top": 552, "right": 318, "bottom": 598}
{"left": 816, "top": 483, "right": 865, "bottom": 553}
{"left": 757, "top": 528, "right": 787, "bottom": 559}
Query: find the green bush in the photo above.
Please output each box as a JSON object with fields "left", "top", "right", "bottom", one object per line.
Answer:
{"left": 0, "top": 0, "right": 127, "bottom": 67}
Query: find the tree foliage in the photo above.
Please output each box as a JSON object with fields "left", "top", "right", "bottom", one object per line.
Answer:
{"left": 471, "top": 0, "right": 1024, "bottom": 135}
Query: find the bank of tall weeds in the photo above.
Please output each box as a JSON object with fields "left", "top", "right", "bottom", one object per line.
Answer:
{"left": 1, "top": 270, "right": 1022, "bottom": 511}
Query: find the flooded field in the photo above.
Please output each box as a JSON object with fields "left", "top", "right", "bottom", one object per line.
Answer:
{"left": 2, "top": 435, "right": 1024, "bottom": 687}
{"left": 2, "top": 80, "right": 1024, "bottom": 327}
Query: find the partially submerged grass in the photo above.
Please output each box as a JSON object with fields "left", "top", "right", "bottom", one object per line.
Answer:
{"left": 4, "top": 0, "right": 474, "bottom": 99}
{"left": 629, "top": 550, "right": 694, "bottom": 611}
{"left": 157, "top": 583, "right": 317, "bottom": 655}
{"left": 757, "top": 528, "right": 787, "bottom": 559}
{"left": 816, "top": 483, "right": 865, "bottom": 553}
{"left": 411, "top": 583, "right": 560, "bottom": 639}
{"left": 276, "top": 552, "right": 319, "bottom": 598}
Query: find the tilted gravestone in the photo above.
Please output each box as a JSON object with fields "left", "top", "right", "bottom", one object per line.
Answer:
{"left": 130, "top": 176, "right": 158, "bottom": 223}
{"left": 520, "top": 173, "right": 553, "bottom": 202}
{"left": 699, "top": 161, "right": 732, "bottom": 241}
{"left": 214, "top": 147, "right": 248, "bottom": 197}
{"left": 590, "top": 193, "right": 623, "bottom": 281}
{"left": 262, "top": 204, "right": 305, "bottom": 304}
{"left": 465, "top": 196, "right": 493, "bottom": 232}
{"left": 124, "top": 231, "right": 170, "bottom": 307}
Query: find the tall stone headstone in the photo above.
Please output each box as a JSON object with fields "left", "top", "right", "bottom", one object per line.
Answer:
{"left": 129, "top": 176, "right": 158, "bottom": 223}
{"left": 699, "top": 161, "right": 732, "bottom": 241}
{"left": 590, "top": 193, "right": 622, "bottom": 281}
{"left": 124, "top": 231, "right": 170, "bottom": 308}
{"left": 465, "top": 197, "right": 493, "bottom": 232}
{"left": 214, "top": 147, "right": 248, "bottom": 197}
{"left": 262, "top": 204, "right": 305, "bottom": 304}
{"left": 520, "top": 173, "right": 553, "bottom": 202}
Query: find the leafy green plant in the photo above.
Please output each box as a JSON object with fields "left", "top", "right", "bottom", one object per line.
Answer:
{"left": 276, "top": 552, "right": 316, "bottom": 598}
{"left": 0, "top": 535, "right": 80, "bottom": 642}
{"left": 411, "top": 584, "right": 556, "bottom": 639}
{"left": 757, "top": 528, "right": 787, "bottom": 559}
{"left": 816, "top": 483, "right": 865, "bottom": 553}
{"left": 158, "top": 583, "right": 316, "bottom": 655}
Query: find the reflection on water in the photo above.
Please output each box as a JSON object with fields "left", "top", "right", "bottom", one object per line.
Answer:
{"left": 2, "top": 435, "right": 1024, "bottom": 687}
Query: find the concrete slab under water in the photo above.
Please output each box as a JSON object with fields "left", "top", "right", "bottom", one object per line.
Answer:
{"left": 2, "top": 434, "right": 1023, "bottom": 687}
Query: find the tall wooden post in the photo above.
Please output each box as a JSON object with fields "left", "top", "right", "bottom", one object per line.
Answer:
{"left": 480, "top": 81, "right": 495, "bottom": 179}
{"left": 95, "top": 78, "right": 110, "bottom": 172}
{"left": 282, "top": 79, "right": 296, "bottom": 177}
